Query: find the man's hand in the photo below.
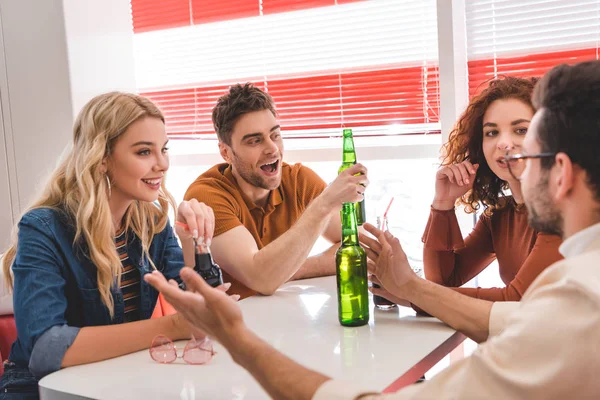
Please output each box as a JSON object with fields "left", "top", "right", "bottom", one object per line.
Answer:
{"left": 171, "top": 311, "right": 208, "bottom": 341}
{"left": 369, "top": 275, "right": 412, "bottom": 307}
{"left": 147, "top": 269, "right": 333, "bottom": 400}
{"left": 145, "top": 268, "right": 244, "bottom": 348}
{"left": 361, "top": 223, "right": 418, "bottom": 296}
{"left": 319, "top": 163, "right": 369, "bottom": 212}
{"left": 363, "top": 223, "right": 495, "bottom": 343}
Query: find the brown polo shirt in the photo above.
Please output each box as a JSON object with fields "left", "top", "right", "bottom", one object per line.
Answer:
{"left": 184, "top": 162, "right": 327, "bottom": 298}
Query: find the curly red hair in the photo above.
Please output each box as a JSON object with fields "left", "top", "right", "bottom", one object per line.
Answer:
{"left": 442, "top": 76, "right": 538, "bottom": 215}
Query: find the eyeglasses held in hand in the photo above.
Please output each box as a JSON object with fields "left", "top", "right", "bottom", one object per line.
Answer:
{"left": 503, "top": 150, "right": 556, "bottom": 180}
{"left": 149, "top": 335, "right": 216, "bottom": 365}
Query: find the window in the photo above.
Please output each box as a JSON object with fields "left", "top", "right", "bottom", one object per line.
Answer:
{"left": 466, "top": 0, "right": 600, "bottom": 96}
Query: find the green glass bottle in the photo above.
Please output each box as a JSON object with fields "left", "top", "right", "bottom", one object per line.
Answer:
{"left": 335, "top": 202, "right": 369, "bottom": 327}
{"left": 338, "top": 128, "right": 366, "bottom": 225}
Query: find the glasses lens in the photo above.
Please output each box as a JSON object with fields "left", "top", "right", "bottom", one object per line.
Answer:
{"left": 182, "top": 337, "right": 214, "bottom": 365}
{"left": 150, "top": 335, "right": 177, "bottom": 364}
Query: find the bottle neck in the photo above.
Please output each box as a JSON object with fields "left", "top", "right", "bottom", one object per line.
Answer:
{"left": 340, "top": 203, "right": 359, "bottom": 246}
{"left": 342, "top": 134, "right": 357, "bottom": 165}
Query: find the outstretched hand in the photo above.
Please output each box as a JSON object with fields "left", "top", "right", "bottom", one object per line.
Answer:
{"left": 145, "top": 268, "right": 245, "bottom": 348}
{"left": 362, "top": 223, "right": 418, "bottom": 295}
{"left": 369, "top": 275, "right": 411, "bottom": 307}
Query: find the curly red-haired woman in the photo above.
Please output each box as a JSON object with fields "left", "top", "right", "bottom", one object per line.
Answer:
{"left": 422, "top": 76, "right": 563, "bottom": 301}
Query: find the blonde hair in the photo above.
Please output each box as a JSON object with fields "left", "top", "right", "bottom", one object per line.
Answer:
{"left": 2, "top": 92, "right": 176, "bottom": 318}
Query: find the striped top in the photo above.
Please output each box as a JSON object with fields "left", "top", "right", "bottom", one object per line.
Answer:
{"left": 115, "top": 229, "right": 141, "bottom": 322}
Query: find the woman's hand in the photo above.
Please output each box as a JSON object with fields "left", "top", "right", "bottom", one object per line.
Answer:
{"left": 175, "top": 199, "right": 215, "bottom": 246}
{"left": 432, "top": 161, "right": 479, "bottom": 210}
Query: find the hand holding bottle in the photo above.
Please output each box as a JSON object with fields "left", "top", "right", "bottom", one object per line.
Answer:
{"left": 175, "top": 199, "right": 215, "bottom": 245}
{"left": 321, "top": 163, "right": 369, "bottom": 211}
{"left": 432, "top": 161, "right": 479, "bottom": 210}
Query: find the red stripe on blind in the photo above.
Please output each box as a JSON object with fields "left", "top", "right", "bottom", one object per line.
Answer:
{"left": 267, "top": 73, "right": 343, "bottom": 129}
{"left": 192, "top": 0, "right": 258, "bottom": 25}
{"left": 468, "top": 47, "right": 598, "bottom": 97}
{"left": 131, "top": 0, "right": 365, "bottom": 33}
{"left": 338, "top": 66, "right": 438, "bottom": 126}
{"left": 141, "top": 65, "right": 439, "bottom": 136}
{"left": 131, "top": 0, "right": 190, "bottom": 34}
{"left": 142, "top": 82, "right": 267, "bottom": 134}
{"left": 262, "top": 0, "right": 332, "bottom": 15}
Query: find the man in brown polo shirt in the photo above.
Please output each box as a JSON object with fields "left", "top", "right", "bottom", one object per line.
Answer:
{"left": 184, "top": 83, "right": 368, "bottom": 298}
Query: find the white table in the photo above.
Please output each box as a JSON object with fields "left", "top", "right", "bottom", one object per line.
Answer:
{"left": 39, "top": 277, "right": 464, "bottom": 399}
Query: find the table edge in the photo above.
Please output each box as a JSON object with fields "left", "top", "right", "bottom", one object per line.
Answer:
{"left": 382, "top": 331, "right": 466, "bottom": 393}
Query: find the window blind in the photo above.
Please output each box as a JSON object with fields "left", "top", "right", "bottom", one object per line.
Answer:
{"left": 466, "top": 0, "right": 600, "bottom": 96}
{"left": 130, "top": 0, "right": 440, "bottom": 139}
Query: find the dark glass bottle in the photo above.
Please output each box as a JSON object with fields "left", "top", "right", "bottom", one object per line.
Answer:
{"left": 179, "top": 242, "right": 224, "bottom": 291}
{"left": 338, "top": 128, "right": 366, "bottom": 225}
{"left": 194, "top": 248, "right": 223, "bottom": 288}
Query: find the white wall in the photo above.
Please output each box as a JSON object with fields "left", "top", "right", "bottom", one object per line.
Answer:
{"left": 0, "top": 0, "right": 136, "bottom": 248}
{"left": 0, "top": 0, "right": 74, "bottom": 249}
{"left": 63, "top": 0, "right": 136, "bottom": 115}
{"left": 0, "top": 96, "right": 12, "bottom": 247}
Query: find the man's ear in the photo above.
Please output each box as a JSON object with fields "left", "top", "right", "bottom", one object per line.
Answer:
{"left": 554, "top": 152, "right": 575, "bottom": 201}
{"left": 218, "top": 142, "right": 232, "bottom": 163}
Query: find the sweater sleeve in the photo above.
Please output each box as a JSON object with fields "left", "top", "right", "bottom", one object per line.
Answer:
{"left": 453, "top": 232, "right": 563, "bottom": 301}
{"left": 422, "top": 207, "right": 496, "bottom": 287}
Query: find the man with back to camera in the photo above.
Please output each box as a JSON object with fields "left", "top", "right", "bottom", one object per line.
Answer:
{"left": 150, "top": 60, "right": 600, "bottom": 399}
{"left": 184, "top": 83, "right": 369, "bottom": 298}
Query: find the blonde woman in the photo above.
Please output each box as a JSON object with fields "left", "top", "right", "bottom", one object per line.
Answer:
{"left": 0, "top": 92, "right": 224, "bottom": 398}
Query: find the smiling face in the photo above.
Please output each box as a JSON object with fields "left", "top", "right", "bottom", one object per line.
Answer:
{"left": 105, "top": 116, "right": 170, "bottom": 206}
{"left": 482, "top": 98, "right": 534, "bottom": 183}
{"left": 220, "top": 109, "right": 283, "bottom": 192}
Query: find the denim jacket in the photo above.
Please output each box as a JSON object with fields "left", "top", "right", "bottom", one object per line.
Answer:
{"left": 0, "top": 207, "right": 183, "bottom": 396}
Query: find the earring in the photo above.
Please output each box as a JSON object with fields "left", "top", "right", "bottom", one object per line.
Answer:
{"left": 105, "top": 175, "right": 112, "bottom": 198}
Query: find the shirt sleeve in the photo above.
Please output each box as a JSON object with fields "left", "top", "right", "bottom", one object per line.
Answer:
{"left": 11, "top": 212, "right": 80, "bottom": 378}
{"left": 319, "top": 280, "right": 600, "bottom": 399}
{"left": 157, "top": 221, "right": 184, "bottom": 283}
{"left": 184, "top": 180, "right": 242, "bottom": 237}
{"left": 422, "top": 208, "right": 496, "bottom": 287}
{"left": 454, "top": 232, "right": 563, "bottom": 301}
{"left": 488, "top": 301, "right": 519, "bottom": 337}
{"left": 294, "top": 164, "right": 327, "bottom": 212}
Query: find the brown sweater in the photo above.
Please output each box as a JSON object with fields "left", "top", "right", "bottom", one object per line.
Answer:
{"left": 421, "top": 200, "right": 563, "bottom": 301}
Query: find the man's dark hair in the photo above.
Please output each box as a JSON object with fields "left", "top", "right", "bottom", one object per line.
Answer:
{"left": 212, "top": 83, "right": 277, "bottom": 145}
{"left": 533, "top": 60, "right": 600, "bottom": 200}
